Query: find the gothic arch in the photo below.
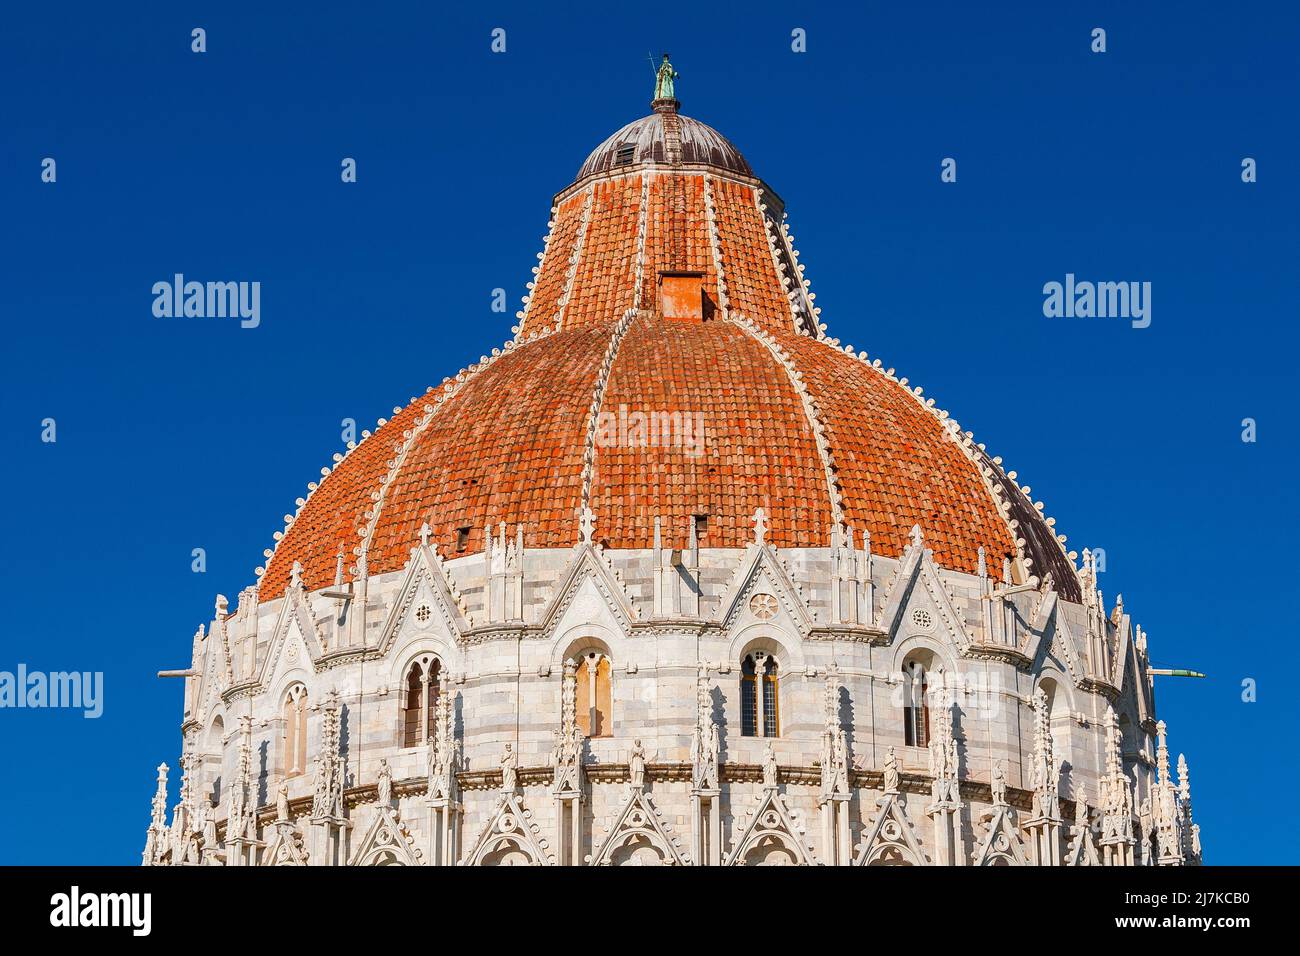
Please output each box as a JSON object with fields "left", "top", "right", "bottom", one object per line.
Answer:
{"left": 206, "top": 713, "right": 225, "bottom": 749}
{"left": 1035, "top": 669, "right": 1076, "bottom": 714}
{"left": 889, "top": 633, "right": 953, "bottom": 673}
{"left": 729, "top": 626, "right": 801, "bottom": 674}
{"left": 550, "top": 625, "right": 622, "bottom": 673}
{"left": 462, "top": 794, "right": 554, "bottom": 866}
{"left": 399, "top": 654, "right": 443, "bottom": 749}
{"left": 267, "top": 667, "right": 312, "bottom": 713}
{"left": 389, "top": 635, "right": 456, "bottom": 686}
{"left": 564, "top": 641, "right": 614, "bottom": 738}
{"left": 725, "top": 789, "right": 819, "bottom": 866}
{"left": 281, "top": 683, "right": 310, "bottom": 778}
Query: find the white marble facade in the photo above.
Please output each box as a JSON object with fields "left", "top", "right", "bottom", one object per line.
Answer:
{"left": 144, "top": 511, "right": 1201, "bottom": 866}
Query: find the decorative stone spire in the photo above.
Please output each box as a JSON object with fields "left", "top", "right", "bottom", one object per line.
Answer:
{"left": 550, "top": 659, "right": 584, "bottom": 795}
{"left": 428, "top": 674, "right": 460, "bottom": 802}
{"left": 690, "top": 664, "right": 719, "bottom": 791}
{"left": 312, "top": 690, "right": 346, "bottom": 820}
{"left": 927, "top": 679, "right": 959, "bottom": 805}
{"left": 820, "top": 666, "right": 849, "bottom": 800}
{"left": 150, "top": 762, "right": 169, "bottom": 832}
{"left": 143, "top": 762, "right": 170, "bottom": 865}
{"left": 228, "top": 716, "right": 256, "bottom": 842}
{"left": 1177, "top": 753, "right": 1198, "bottom": 863}
{"left": 1100, "top": 711, "right": 1134, "bottom": 842}
{"left": 1030, "top": 688, "right": 1059, "bottom": 821}
{"left": 1153, "top": 720, "right": 1185, "bottom": 865}
{"left": 178, "top": 749, "right": 198, "bottom": 835}
{"left": 1177, "top": 754, "right": 1192, "bottom": 818}
{"left": 752, "top": 507, "right": 768, "bottom": 546}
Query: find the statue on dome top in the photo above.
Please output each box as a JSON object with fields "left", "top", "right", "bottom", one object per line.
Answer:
{"left": 653, "top": 53, "right": 679, "bottom": 101}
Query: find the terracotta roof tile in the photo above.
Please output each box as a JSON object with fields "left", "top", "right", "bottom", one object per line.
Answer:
{"left": 589, "top": 314, "right": 832, "bottom": 549}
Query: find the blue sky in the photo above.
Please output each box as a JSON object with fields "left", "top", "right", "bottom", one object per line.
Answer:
{"left": 1, "top": 1, "right": 1296, "bottom": 864}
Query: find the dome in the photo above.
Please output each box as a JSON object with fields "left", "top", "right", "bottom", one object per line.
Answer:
{"left": 575, "top": 109, "right": 753, "bottom": 182}
{"left": 153, "top": 65, "right": 1200, "bottom": 874}
{"left": 259, "top": 91, "right": 1077, "bottom": 604}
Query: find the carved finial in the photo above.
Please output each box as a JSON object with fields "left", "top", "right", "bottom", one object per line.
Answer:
{"left": 214, "top": 593, "right": 229, "bottom": 616}
{"left": 290, "top": 560, "right": 303, "bottom": 589}
{"left": 1155, "top": 720, "right": 1171, "bottom": 785}
{"left": 578, "top": 506, "right": 596, "bottom": 546}
{"left": 822, "top": 664, "right": 840, "bottom": 734}
{"left": 752, "top": 507, "right": 768, "bottom": 546}
{"left": 977, "top": 546, "right": 987, "bottom": 579}
{"left": 909, "top": 524, "right": 923, "bottom": 548}
{"left": 419, "top": 521, "right": 432, "bottom": 548}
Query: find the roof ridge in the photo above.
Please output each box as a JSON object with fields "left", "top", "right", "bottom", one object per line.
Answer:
{"left": 579, "top": 175, "right": 648, "bottom": 511}
{"left": 728, "top": 315, "right": 845, "bottom": 536}
{"left": 796, "top": 330, "right": 1080, "bottom": 598}
{"left": 355, "top": 329, "right": 561, "bottom": 572}
{"left": 552, "top": 187, "right": 595, "bottom": 334}
{"left": 702, "top": 175, "right": 732, "bottom": 322}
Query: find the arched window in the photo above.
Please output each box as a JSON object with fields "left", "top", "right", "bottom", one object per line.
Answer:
{"left": 207, "top": 714, "right": 225, "bottom": 749}
{"left": 903, "top": 660, "right": 929, "bottom": 748}
{"left": 741, "top": 652, "right": 779, "bottom": 737}
{"left": 282, "top": 685, "right": 308, "bottom": 777}
{"left": 574, "top": 651, "right": 612, "bottom": 737}
{"left": 402, "top": 657, "right": 441, "bottom": 748}
{"left": 205, "top": 715, "right": 225, "bottom": 805}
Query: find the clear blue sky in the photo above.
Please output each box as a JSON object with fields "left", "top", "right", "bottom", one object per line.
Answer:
{"left": 1, "top": 1, "right": 1295, "bottom": 864}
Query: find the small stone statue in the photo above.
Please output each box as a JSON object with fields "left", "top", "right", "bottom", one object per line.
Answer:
{"left": 629, "top": 739, "right": 647, "bottom": 791}
{"left": 377, "top": 758, "right": 392, "bottom": 807}
{"left": 762, "top": 742, "right": 779, "bottom": 788}
{"left": 500, "top": 744, "right": 518, "bottom": 792}
{"left": 202, "top": 799, "right": 218, "bottom": 851}
{"left": 311, "top": 755, "right": 326, "bottom": 817}
{"left": 883, "top": 746, "right": 900, "bottom": 794}
{"left": 991, "top": 761, "right": 1008, "bottom": 806}
{"left": 193, "top": 798, "right": 208, "bottom": 843}
{"left": 277, "top": 780, "right": 290, "bottom": 823}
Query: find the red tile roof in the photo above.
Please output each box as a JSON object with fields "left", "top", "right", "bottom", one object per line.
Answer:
{"left": 259, "top": 121, "right": 1077, "bottom": 603}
